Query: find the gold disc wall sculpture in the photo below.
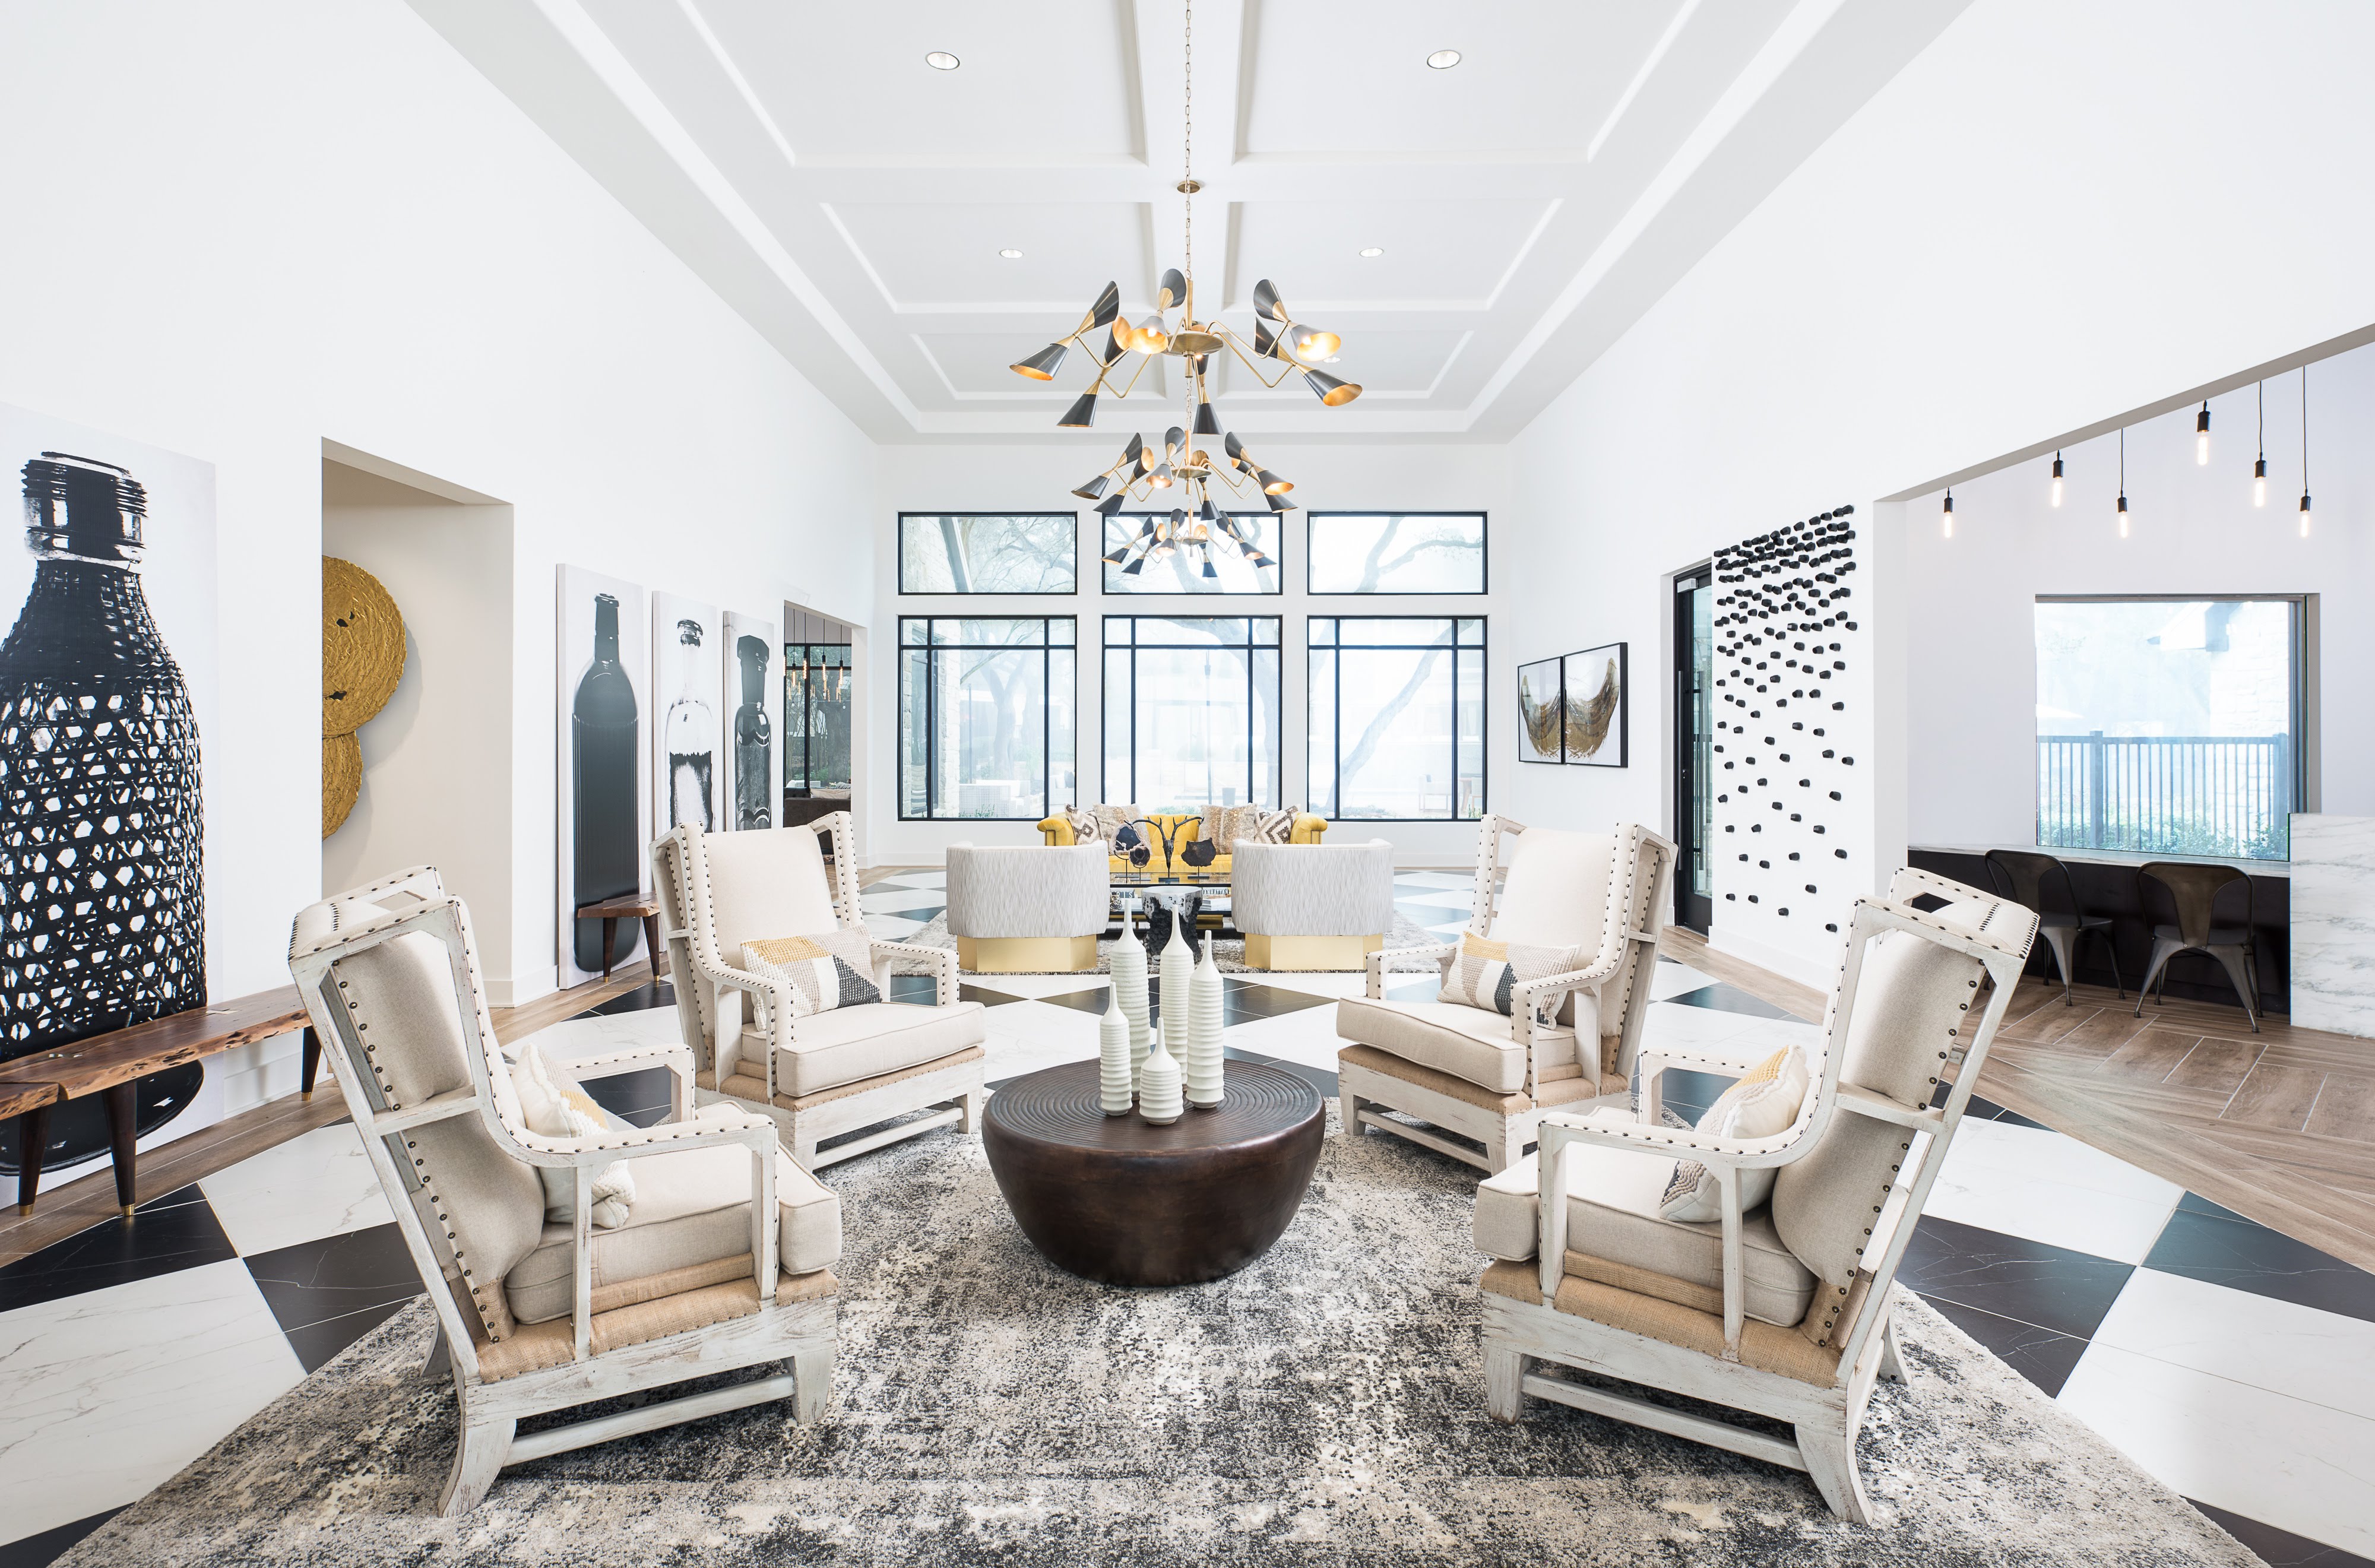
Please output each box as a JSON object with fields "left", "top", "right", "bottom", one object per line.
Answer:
{"left": 322, "top": 556, "right": 407, "bottom": 837}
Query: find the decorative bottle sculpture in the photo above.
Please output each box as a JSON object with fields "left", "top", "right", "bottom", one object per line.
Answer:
{"left": 572, "top": 592, "right": 639, "bottom": 973}
{"left": 663, "top": 617, "right": 714, "bottom": 831}
{"left": 1186, "top": 933, "right": 1224, "bottom": 1109}
{"left": 1111, "top": 921, "right": 1151, "bottom": 1089}
{"left": 1099, "top": 990, "right": 1134, "bottom": 1116}
{"left": 1138, "top": 1030, "right": 1184, "bottom": 1126}
{"left": 732, "top": 633, "right": 771, "bottom": 829}
{"left": 1158, "top": 914, "right": 1192, "bottom": 1063}
{"left": 0, "top": 454, "right": 207, "bottom": 1176}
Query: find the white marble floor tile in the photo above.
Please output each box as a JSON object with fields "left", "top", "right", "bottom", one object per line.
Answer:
{"left": 1423, "top": 920, "right": 1471, "bottom": 939}
{"left": 1633, "top": 1000, "right": 1768, "bottom": 1052}
{"left": 1924, "top": 1119, "right": 2183, "bottom": 1265}
{"left": 863, "top": 915, "right": 926, "bottom": 940}
{"left": 982, "top": 999, "right": 1104, "bottom": 1082}
{"left": 197, "top": 1121, "right": 392, "bottom": 1256}
{"left": 2092, "top": 1267, "right": 2375, "bottom": 1422}
{"left": 2059, "top": 1339, "right": 2375, "bottom": 1560}
{"left": 978, "top": 974, "right": 1113, "bottom": 1001}
{"left": 1222, "top": 1007, "right": 1345, "bottom": 1072}
{"left": 1649, "top": 962, "right": 1723, "bottom": 1001}
{"left": 506, "top": 1006, "right": 686, "bottom": 1070}
{"left": 869, "top": 871, "right": 945, "bottom": 889}
{"left": 1392, "top": 889, "right": 1476, "bottom": 913}
{"left": 1392, "top": 871, "right": 1477, "bottom": 890}
{"left": 0, "top": 1260, "right": 306, "bottom": 1541}
{"left": 863, "top": 888, "right": 945, "bottom": 914}
{"left": 1236, "top": 972, "right": 1369, "bottom": 1001}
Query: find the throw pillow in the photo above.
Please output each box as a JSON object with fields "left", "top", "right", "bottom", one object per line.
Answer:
{"left": 1657, "top": 1045, "right": 1811, "bottom": 1222}
{"left": 512, "top": 1043, "right": 635, "bottom": 1228}
{"left": 1091, "top": 803, "right": 1142, "bottom": 844}
{"left": 1439, "top": 930, "right": 1584, "bottom": 1016}
{"left": 743, "top": 930, "right": 882, "bottom": 1016}
{"left": 1250, "top": 806, "right": 1299, "bottom": 845}
{"left": 1063, "top": 806, "right": 1104, "bottom": 845}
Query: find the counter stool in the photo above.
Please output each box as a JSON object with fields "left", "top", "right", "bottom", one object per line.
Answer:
{"left": 1985, "top": 848, "right": 2123, "bottom": 1007}
{"left": 2134, "top": 861, "right": 2261, "bottom": 1032}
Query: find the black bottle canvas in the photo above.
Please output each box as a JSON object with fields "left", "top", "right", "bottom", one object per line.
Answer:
{"left": 0, "top": 452, "right": 206, "bottom": 1177}
{"left": 733, "top": 632, "right": 772, "bottom": 829}
{"left": 572, "top": 591, "right": 640, "bottom": 972}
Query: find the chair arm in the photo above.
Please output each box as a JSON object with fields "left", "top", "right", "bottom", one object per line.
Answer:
{"left": 547, "top": 1042, "right": 695, "bottom": 1080}
{"left": 509, "top": 1103, "right": 778, "bottom": 1169}
{"left": 1537, "top": 1107, "right": 1803, "bottom": 1166}
{"left": 701, "top": 962, "right": 803, "bottom": 1097}
{"left": 1365, "top": 940, "right": 1457, "bottom": 999}
{"left": 872, "top": 939, "right": 957, "bottom": 1006}
{"left": 1638, "top": 1043, "right": 1774, "bottom": 1079}
{"left": 1291, "top": 813, "right": 1328, "bottom": 844}
{"left": 1038, "top": 815, "right": 1075, "bottom": 846}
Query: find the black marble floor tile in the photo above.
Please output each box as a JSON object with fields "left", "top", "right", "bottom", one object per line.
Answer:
{"left": 0, "top": 1507, "right": 124, "bottom": 1568}
{"left": 2191, "top": 1499, "right": 2375, "bottom": 1568}
{"left": 957, "top": 984, "right": 1026, "bottom": 1007}
{"left": 588, "top": 980, "right": 674, "bottom": 1015}
{"left": 1662, "top": 983, "right": 1796, "bottom": 1021}
{"left": 1033, "top": 987, "right": 1115, "bottom": 1017}
{"left": 1219, "top": 981, "right": 1335, "bottom": 1018}
{"left": 1652, "top": 1067, "right": 1736, "bottom": 1114}
{"left": 281, "top": 1295, "right": 425, "bottom": 1376}
{"left": 0, "top": 1185, "right": 239, "bottom": 1315}
{"left": 1918, "top": 1295, "right": 2092, "bottom": 1397}
{"left": 1223, "top": 1046, "right": 1337, "bottom": 1098}
{"left": 577, "top": 1064, "right": 677, "bottom": 1128}
{"left": 2144, "top": 1205, "right": 2375, "bottom": 1325}
{"left": 2177, "top": 1190, "right": 2253, "bottom": 1224}
{"left": 1896, "top": 1215, "right": 2136, "bottom": 1340}
{"left": 245, "top": 1222, "right": 425, "bottom": 1355}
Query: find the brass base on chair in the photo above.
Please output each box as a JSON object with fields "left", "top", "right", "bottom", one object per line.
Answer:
{"left": 1243, "top": 933, "right": 1382, "bottom": 972}
{"left": 957, "top": 935, "right": 1100, "bottom": 974}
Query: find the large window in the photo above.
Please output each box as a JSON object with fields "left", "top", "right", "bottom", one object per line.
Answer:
{"left": 1103, "top": 617, "right": 1281, "bottom": 810}
{"left": 1102, "top": 512, "right": 1280, "bottom": 594}
{"left": 1309, "top": 617, "right": 1486, "bottom": 821}
{"left": 1307, "top": 513, "right": 1486, "bottom": 594}
{"left": 784, "top": 640, "right": 851, "bottom": 798}
{"left": 898, "top": 617, "right": 1076, "bottom": 819}
{"left": 899, "top": 514, "right": 1075, "bottom": 594}
{"left": 2034, "top": 596, "right": 2307, "bottom": 860}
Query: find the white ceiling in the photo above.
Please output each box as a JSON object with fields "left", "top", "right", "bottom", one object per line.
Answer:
{"left": 411, "top": 0, "right": 1971, "bottom": 442}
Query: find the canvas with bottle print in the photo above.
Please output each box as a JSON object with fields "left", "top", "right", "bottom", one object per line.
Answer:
{"left": 723, "top": 610, "right": 780, "bottom": 830}
{"left": 558, "top": 566, "right": 650, "bottom": 986}
{"left": 0, "top": 400, "right": 219, "bottom": 1179}
{"left": 651, "top": 593, "right": 723, "bottom": 840}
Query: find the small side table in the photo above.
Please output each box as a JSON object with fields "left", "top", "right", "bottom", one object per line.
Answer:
{"left": 575, "top": 894, "right": 663, "bottom": 982}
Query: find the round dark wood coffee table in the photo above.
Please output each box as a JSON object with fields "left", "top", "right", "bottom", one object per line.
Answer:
{"left": 982, "top": 1059, "right": 1325, "bottom": 1287}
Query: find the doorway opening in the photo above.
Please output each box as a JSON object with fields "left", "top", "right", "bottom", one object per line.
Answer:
{"left": 1672, "top": 563, "right": 1714, "bottom": 932}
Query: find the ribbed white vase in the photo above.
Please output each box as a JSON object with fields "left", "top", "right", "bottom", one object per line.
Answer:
{"left": 1098, "top": 989, "right": 1134, "bottom": 1116}
{"left": 1111, "top": 923, "right": 1151, "bottom": 1089}
{"left": 1138, "top": 1035, "right": 1184, "bottom": 1126}
{"left": 1158, "top": 916, "right": 1192, "bottom": 1066}
{"left": 1186, "top": 935, "right": 1224, "bottom": 1108}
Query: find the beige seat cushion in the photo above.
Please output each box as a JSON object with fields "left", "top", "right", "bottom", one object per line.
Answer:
{"left": 740, "top": 1000, "right": 987, "bottom": 1098}
{"left": 504, "top": 1105, "right": 843, "bottom": 1325}
{"left": 1471, "top": 1142, "right": 1815, "bottom": 1328}
{"left": 1337, "top": 994, "right": 1598, "bottom": 1094}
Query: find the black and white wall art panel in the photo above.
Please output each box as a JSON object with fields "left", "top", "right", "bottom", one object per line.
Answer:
{"left": 722, "top": 610, "right": 780, "bottom": 831}
{"left": 650, "top": 592, "right": 721, "bottom": 840}
{"left": 1709, "top": 507, "right": 1860, "bottom": 937}
{"left": 0, "top": 400, "right": 218, "bottom": 1178}
{"left": 558, "top": 566, "right": 648, "bottom": 985}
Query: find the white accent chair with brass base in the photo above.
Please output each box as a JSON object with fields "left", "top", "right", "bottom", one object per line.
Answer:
{"left": 1470, "top": 868, "right": 2038, "bottom": 1522}
{"left": 946, "top": 841, "right": 1109, "bottom": 973}
{"left": 288, "top": 868, "right": 841, "bottom": 1517}
{"left": 1336, "top": 818, "right": 1674, "bottom": 1173}
{"left": 1233, "top": 838, "right": 1395, "bottom": 971}
{"left": 653, "top": 813, "right": 988, "bottom": 1170}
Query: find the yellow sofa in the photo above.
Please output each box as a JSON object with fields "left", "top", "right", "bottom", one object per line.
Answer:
{"left": 1037, "top": 809, "right": 1329, "bottom": 876}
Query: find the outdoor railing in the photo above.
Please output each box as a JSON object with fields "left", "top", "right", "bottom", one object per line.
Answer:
{"left": 2037, "top": 731, "right": 2292, "bottom": 860}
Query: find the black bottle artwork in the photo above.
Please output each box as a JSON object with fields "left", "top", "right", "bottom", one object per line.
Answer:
{"left": 0, "top": 453, "right": 205, "bottom": 1179}
{"left": 572, "top": 592, "right": 639, "bottom": 973}
{"left": 663, "top": 617, "right": 715, "bottom": 832}
{"left": 733, "top": 633, "right": 772, "bottom": 829}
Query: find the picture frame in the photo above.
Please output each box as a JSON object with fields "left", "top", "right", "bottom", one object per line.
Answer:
{"left": 1518, "top": 655, "right": 1564, "bottom": 764}
{"left": 1562, "top": 642, "right": 1627, "bottom": 768}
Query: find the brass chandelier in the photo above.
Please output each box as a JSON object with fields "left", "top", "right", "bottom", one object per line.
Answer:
{"left": 1005, "top": 0, "right": 1361, "bottom": 579}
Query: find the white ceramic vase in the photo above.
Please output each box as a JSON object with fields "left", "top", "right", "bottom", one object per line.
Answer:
{"left": 1111, "top": 921, "right": 1151, "bottom": 1089}
{"left": 1158, "top": 913, "right": 1192, "bottom": 1065}
{"left": 1186, "top": 934, "right": 1224, "bottom": 1108}
{"left": 1098, "top": 989, "right": 1134, "bottom": 1116}
{"left": 1138, "top": 1034, "right": 1184, "bottom": 1125}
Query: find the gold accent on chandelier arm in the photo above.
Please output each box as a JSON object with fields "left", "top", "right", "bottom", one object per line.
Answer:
{"left": 1209, "top": 325, "right": 1300, "bottom": 389}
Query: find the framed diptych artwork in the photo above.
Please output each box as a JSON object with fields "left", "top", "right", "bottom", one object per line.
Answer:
{"left": 1562, "top": 642, "right": 1627, "bottom": 768}
{"left": 1518, "top": 655, "right": 1563, "bottom": 765}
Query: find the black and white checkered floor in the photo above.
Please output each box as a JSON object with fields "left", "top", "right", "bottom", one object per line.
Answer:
{"left": 1, "top": 869, "right": 2368, "bottom": 1567}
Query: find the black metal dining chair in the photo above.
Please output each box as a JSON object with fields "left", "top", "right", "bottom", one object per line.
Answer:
{"left": 1984, "top": 848, "right": 2124, "bottom": 1007}
{"left": 2133, "top": 861, "right": 2262, "bottom": 1032}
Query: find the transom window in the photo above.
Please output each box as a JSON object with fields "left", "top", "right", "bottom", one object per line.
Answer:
{"left": 898, "top": 514, "right": 1076, "bottom": 594}
{"left": 1309, "top": 617, "right": 1486, "bottom": 821}
{"left": 898, "top": 617, "right": 1076, "bottom": 819}
{"left": 1102, "top": 512, "right": 1281, "bottom": 595}
{"left": 1103, "top": 617, "right": 1281, "bottom": 810}
{"left": 1306, "top": 513, "right": 1486, "bottom": 595}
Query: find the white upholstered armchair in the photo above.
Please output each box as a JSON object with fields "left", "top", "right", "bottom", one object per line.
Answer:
{"left": 653, "top": 813, "right": 987, "bottom": 1168}
{"left": 289, "top": 868, "right": 840, "bottom": 1516}
{"left": 1471, "top": 868, "right": 2039, "bottom": 1522}
{"left": 1337, "top": 818, "right": 1675, "bottom": 1172}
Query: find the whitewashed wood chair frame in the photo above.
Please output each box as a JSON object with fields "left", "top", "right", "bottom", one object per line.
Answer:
{"left": 289, "top": 869, "right": 833, "bottom": 1517}
{"left": 653, "top": 812, "right": 986, "bottom": 1168}
{"left": 1484, "top": 867, "right": 2038, "bottom": 1522}
{"left": 1340, "top": 818, "right": 1676, "bottom": 1171}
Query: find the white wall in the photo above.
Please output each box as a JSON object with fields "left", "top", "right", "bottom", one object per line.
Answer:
{"left": 0, "top": 0, "right": 878, "bottom": 1010}
{"left": 1495, "top": 0, "right": 2375, "bottom": 982}
{"left": 871, "top": 441, "right": 1510, "bottom": 867}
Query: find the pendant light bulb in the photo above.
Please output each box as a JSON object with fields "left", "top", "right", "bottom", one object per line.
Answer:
{"left": 2195, "top": 402, "right": 2211, "bottom": 466}
{"left": 2298, "top": 368, "right": 2311, "bottom": 538}
{"left": 2049, "top": 452, "right": 2064, "bottom": 508}
{"left": 1940, "top": 490, "right": 1955, "bottom": 539}
{"left": 2299, "top": 490, "right": 2313, "bottom": 538}
{"left": 2253, "top": 457, "right": 2268, "bottom": 508}
{"left": 2117, "top": 494, "right": 2130, "bottom": 538}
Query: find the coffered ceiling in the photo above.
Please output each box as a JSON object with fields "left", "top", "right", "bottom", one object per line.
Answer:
{"left": 411, "top": 0, "right": 1968, "bottom": 441}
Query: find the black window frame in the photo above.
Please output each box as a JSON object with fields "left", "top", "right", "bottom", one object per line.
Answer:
{"left": 1100, "top": 614, "right": 1284, "bottom": 809}
{"left": 1304, "top": 511, "right": 1489, "bottom": 596}
{"left": 1100, "top": 510, "right": 1284, "bottom": 597}
{"left": 896, "top": 512, "right": 1079, "bottom": 596}
{"left": 783, "top": 638, "right": 852, "bottom": 799}
{"left": 1308, "top": 614, "right": 1488, "bottom": 823}
{"left": 896, "top": 614, "right": 1078, "bottom": 821}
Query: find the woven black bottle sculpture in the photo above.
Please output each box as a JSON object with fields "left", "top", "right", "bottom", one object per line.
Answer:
{"left": 572, "top": 592, "right": 640, "bottom": 973}
{"left": 0, "top": 453, "right": 206, "bottom": 1178}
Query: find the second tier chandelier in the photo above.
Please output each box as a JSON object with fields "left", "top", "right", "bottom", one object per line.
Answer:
{"left": 1006, "top": 0, "right": 1361, "bottom": 578}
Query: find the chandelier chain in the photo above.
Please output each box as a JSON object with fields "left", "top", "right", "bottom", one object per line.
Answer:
{"left": 1183, "top": 0, "right": 1193, "bottom": 283}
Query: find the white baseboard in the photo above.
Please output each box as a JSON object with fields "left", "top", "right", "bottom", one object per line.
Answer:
{"left": 488, "top": 968, "right": 558, "bottom": 1008}
{"left": 1706, "top": 923, "right": 1832, "bottom": 996}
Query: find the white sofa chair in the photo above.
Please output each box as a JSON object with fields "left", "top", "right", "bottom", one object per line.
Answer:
{"left": 1471, "top": 867, "right": 2039, "bottom": 1522}
{"left": 652, "top": 813, "right": 987, "bottom": 1169}
{"left": 1232, "top": 838, "right": 1395, "bottom": 970}
{"left": 1336, "top": 818, "right": 1674, "bottom": 1173}
{"left": 287, "top": 867, "right": 840, "bottom": 1516}
{"left": 946, "top": 841, "right": 1110, "bottom": 973}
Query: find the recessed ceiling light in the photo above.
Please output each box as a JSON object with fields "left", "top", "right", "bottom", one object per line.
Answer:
{"left": 1359, "top": 247, "right": 1384, "bottom": 258}
{"left": 1426, "top": 49, "right": 1461, "bottom": 69}
{"left": 999, "top": 248, "right": 1024, "bottom": 259}
{"left": 924, "top": 51, "right": 960, "bottom": 70}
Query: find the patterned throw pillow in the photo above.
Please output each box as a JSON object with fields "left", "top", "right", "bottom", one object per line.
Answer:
{"left": 513, "top": 1042, "right": 636, "bottom": 1227}
{"left": 743, "top": 930, "right": 882, "bottom": 1016}
{"left": 1091, "top": 803, "right": 1142, "bottom": 844}
{"left": 1063, "top": 806, "right": 1104, "bottom": 845}
{"left": 1657, "top": 1045, "right": 1810, "bottom": 1222}
{"left": 1249, "top": 806, "right": 1298, "bottom": 845}
{"left": 1438, "top": 930, "right": 1584, "bottom": 1016}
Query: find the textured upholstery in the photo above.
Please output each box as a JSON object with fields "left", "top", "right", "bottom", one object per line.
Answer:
{"left": 1233, "top": 840, "right": 1395, "bottom": 937}
{"left": 946, "top": 843, "right": 1109, "bottom": 938}
{"left": 701, "top": 826, "right": 846, "bottom": 964}
{"left": 1489, "top": 829, "right": 1615, "bottom": 949}
{"left": 1337, "top": 993, "right": 1599, "bottom": 1094}
{"left": 742, "top": 1001, "right": 987, "bottom": 1097}
{"left": 475, "top": 1270, "right": 840, "bottom": 1383}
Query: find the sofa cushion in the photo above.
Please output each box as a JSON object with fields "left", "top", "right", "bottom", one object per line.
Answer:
{"left": 1472, "top": 1143, "right": 1816, "bottom": 1328}
{"left": 743, "top": 930, "right": 881, "bottom": 1015}
{"left": 1491, "top": 828, "right": 1614, "bottom": 951}
{"left": 504, "top": 1105, "right": 842, "bottom": 1324}
{"left": 1337, "top": 994, "right": 1598, "bottom": 1095}
{"left": 744, "top": 1000, "right": 988, "bottom": 1098}
{"left": 701, "top": 826, "right": 841, "bottom": 965}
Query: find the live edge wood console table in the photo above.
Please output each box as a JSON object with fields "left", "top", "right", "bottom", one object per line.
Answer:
{"left": 2, "top": 987, "right": 315, "bottom": 1217}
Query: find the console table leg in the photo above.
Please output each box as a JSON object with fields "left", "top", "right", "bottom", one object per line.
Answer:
{"left": 642, "top": 914, "right": 661, "bottom": 978}
{"left": 104, "top": 1081, "right": 138, "bottom": 1216}
{"left": 600, "top": 917, "right": 619, "bottom": 981}
{"left": 301, "top": 1026, "right": 322, "bottom": 1097}
{"left": 15, "top": 1104, "right": 48, "bottom": 1215}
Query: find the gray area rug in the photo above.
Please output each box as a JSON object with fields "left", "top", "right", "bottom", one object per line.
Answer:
{"left": 62, "top": 1109, "right": 2254, "bottom": 1566}
{"left": 907, "top": 909, "right": 1446, "bottom": 975}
